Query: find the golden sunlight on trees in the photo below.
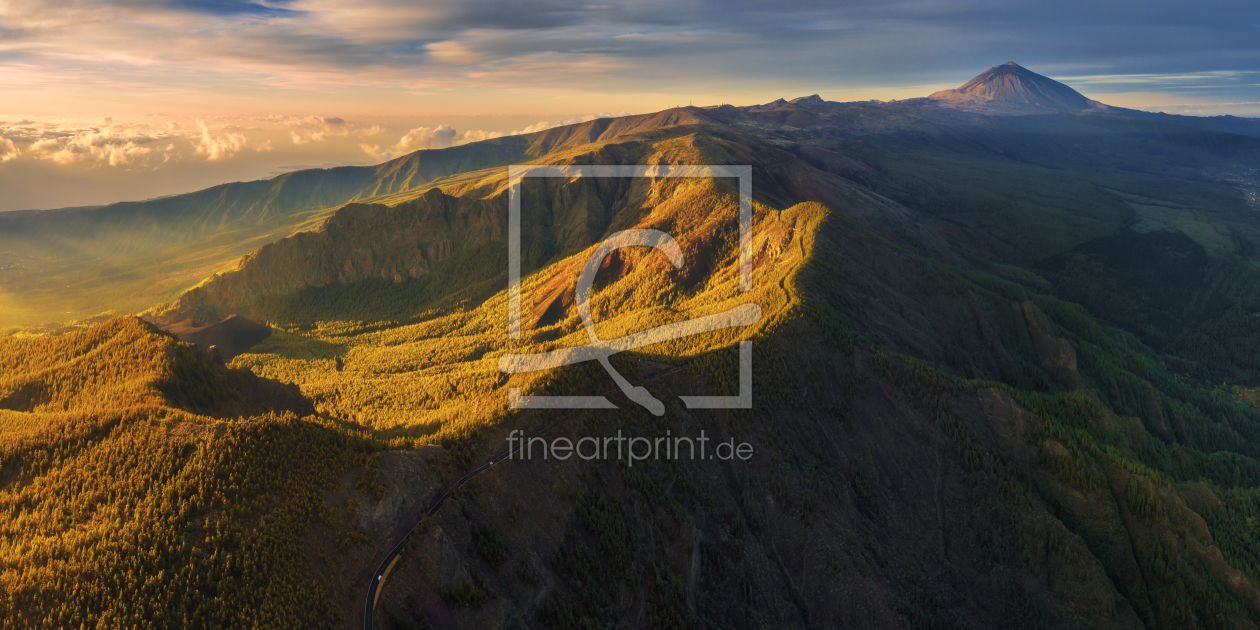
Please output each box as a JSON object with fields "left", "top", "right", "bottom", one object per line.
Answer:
{"left": 0, "top": 319, "right": 385, "bottom": 629}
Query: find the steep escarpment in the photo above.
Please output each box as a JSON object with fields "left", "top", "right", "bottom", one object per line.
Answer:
{"left": 169, "top": 124, "right": 964, "bottom": 325}
{"left": 172, "top": 188, "right": 509, "bottom": 319}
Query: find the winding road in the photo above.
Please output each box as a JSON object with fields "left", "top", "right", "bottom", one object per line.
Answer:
{"left": 361, "top": 417, "right": 564, "bottom": 629}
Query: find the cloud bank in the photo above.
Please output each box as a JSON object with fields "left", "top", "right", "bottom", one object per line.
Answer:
{"left": 0, "top": 119, "right": 262, "bottom": 169}
{"left": 0, "top": 111, "right": 641, "bottom": 211}
{"left": 355, "top": 112, "right": 635, "bottom": 161}
{"left": 0, "top": 110, "right": 643, "bottom": 172}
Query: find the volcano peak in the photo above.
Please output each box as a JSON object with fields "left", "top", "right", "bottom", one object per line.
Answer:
{"left": 927, "top": 61, "right": 1107, "bottom": 113}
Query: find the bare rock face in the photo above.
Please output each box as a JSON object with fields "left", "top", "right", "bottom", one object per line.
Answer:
{"left": 978, "top": 386, "right": 1036, "bottom": 449}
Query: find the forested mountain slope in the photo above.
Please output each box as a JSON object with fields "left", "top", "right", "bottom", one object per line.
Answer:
{"left": 136, "top": 102, "right": 1260, "bottom": 628}
{"left": 0, "top": 317, "right": 403, "bottom": 629}
{"left": 9, "top": 63, "right": 1260, "bottom": 629}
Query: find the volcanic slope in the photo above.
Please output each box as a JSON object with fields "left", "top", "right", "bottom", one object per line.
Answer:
{"left": 925, "top": 61, "right": 1108, "bottom": 113}
{"left": 182, "top": 87, "right": 1260, "bottom": 384}
{"left": 143, "top": 117, "right": 1260, "bottom": 629}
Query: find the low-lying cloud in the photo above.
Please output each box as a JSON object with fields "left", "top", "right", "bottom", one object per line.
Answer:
{"left": 0, "top": 137, "right": 19, "bottom": 163}
{"left": 194, "top": 120, "right": 249, "bottom": 162}
{"left": 0, "top": 110, "right": 649, "bottom": 211}
{"left": 361, "top": 124, "right": 493, "bottom": 161}
{"left": 12, "top": 120, "right": 183, "bottom": 168}
{"left": 358, "top": 113, "right": 636, "bottom": 161}
{"left": 512, "top": 112, "right": 634, "bottom": 135}
{"left": 0, "top": 111, "right": 642, "bottom": 175}
{"left": 0, "top": 115, "right": 393, "bottom": 170}
{"left": 0, "top": 119, "right": 265, "bottom": 169}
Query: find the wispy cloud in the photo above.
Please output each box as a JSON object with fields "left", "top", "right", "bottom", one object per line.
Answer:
{"left": 256, "top": 115, "right": 366, "bottom": 144}
{"left": 168, "top": 0, "right": 303, "bottom": 18}
{"left": 1057, "top": 71, "right": 1260, "bottom": 88}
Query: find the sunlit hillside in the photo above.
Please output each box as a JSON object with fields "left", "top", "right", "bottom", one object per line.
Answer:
{"left": 10, "top": 71, "right": 1260, "bottom": 628}
{"left": 0, "top": 318, "right": 391, "bottom": 629}
{"left": 230, "top": 187, "right": 822, "bottom": 439}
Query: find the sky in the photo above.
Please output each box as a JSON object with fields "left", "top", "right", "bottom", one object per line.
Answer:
{"left": 2, "top": 0, "right": 1260, "bottom": 211}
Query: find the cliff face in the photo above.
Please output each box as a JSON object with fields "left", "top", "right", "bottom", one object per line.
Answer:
{"left": 173, "top": 188, "right": 509, "bottom": 317}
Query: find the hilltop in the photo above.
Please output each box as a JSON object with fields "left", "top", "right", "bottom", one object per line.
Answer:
{"left": 0, "top": 316, "right": 308, "bottom": 417}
